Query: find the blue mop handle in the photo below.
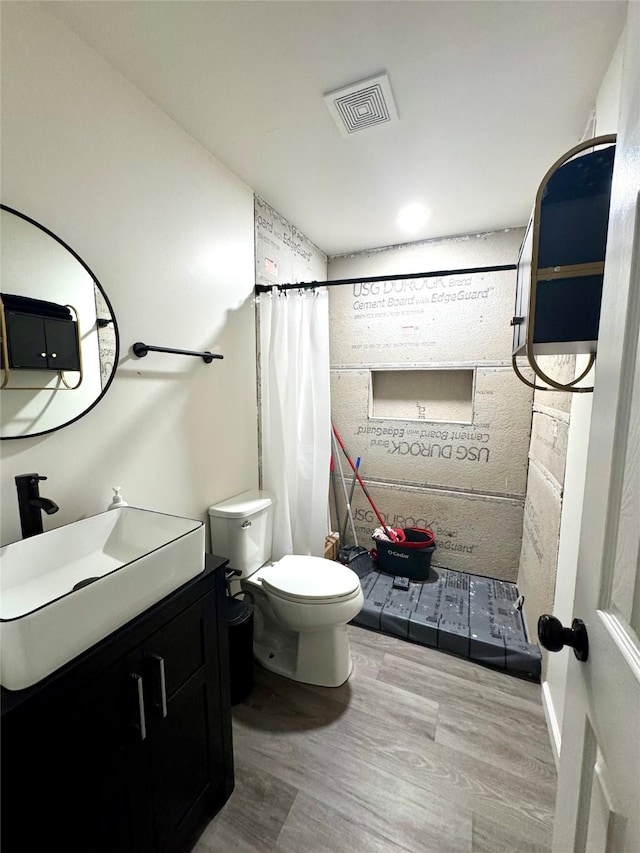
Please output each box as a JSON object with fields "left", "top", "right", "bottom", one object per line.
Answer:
{"left": 347, "top": 457, "right": 361, "bottom": 505}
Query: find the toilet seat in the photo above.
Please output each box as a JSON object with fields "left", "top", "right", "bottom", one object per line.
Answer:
{"left": 260, "top": 555, "right": 360, "bottom": 604}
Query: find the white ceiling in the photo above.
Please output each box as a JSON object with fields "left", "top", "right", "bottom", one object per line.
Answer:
{"left": 46, "top": 1, "right": 626, "bottom": 257}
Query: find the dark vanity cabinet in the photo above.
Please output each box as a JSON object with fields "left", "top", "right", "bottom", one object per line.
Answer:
{"left": 1, "top": 556, "right": 234, "bottom": 853}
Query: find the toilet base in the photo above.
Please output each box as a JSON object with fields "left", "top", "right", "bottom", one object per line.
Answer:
{"left": 253, "top": 623, "right": 354, "bottom": 687}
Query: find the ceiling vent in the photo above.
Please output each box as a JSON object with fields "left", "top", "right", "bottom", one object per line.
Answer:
{"left": 324, "top": 73, "right": 398, "bottom": 137}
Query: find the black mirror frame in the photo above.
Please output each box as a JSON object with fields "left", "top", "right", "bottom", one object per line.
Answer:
{"left": 0, "top": 204, "right": 120, "bottom": 440}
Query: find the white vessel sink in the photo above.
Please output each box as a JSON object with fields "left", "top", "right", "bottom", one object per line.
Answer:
{"left": 0, "top": 507, "right": 205, "bottom": 691}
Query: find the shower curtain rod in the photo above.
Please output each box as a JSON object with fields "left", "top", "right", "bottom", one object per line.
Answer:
{"left": 254, "top": 263, "right": 517, "bottom": 293}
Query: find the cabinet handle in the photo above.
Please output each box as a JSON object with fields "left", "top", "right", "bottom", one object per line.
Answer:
{"left": 150, "top": 654, "right": 168, "bottom": 718}
{"left": 130, "top": 672, "right": 147, "bottom": 740}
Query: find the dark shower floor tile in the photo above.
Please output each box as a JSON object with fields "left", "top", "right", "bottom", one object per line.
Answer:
{"left": 347, "top": 552, "right": 542, "bottom": 681}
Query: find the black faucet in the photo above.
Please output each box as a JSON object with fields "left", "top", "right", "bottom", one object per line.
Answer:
{"left": 15, "top": 473, "right": 59, "bottom": 538}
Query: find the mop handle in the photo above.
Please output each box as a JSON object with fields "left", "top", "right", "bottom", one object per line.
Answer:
{"left": 329, "top": 455, "right": 341, "bottom": 532}
{"left": 331, "top": 424, "right": 399, "bottom": 542}
{"left": 331, "top": 429, "right": 358, "bottom": 545}
{"left": 340, "top": 456, "right": 361, "bottom": 545}
{"left": 347, "top": 456, "right": 360, "bottom": 506}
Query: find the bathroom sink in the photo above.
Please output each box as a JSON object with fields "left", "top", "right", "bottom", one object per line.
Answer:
{"left": 0, "top": 507, "right": 205, "bottom": 691}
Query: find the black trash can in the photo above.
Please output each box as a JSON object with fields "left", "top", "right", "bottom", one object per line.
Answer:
{"left": 226, "top": 596, "right": 254, "bottom": 705}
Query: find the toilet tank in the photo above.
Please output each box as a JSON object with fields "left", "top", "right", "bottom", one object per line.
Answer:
{"left": 208, "top": 490, "right": 273, "bottom": 578}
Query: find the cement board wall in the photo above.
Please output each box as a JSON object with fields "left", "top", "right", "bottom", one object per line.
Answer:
{"left": 255, "top": 195, "right": 327, "bottom": 286}
{"left": 516, "top": 354, "right": 576, "bottom": 673}
{"left": 329, "top": 228, "right": 532, "bottom": 583}
{"left": 529, "top": 409, "right": 570, "bottom": 488}
{"left": 331, "top": 366, "right": 532, "bottom": 497}
{"left": 342, "top": 483, "right": 524, "bottom": 581}
{"left": 330, "top": 268, "right": 518, "bottom": 367}
{"left": 517, "top": 459, "right": 564, "bottom": 673}
{"left": 531, "top": 354, "right": 578, "bottom": 415}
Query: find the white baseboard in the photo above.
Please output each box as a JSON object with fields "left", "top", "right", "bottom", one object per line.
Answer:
{"left": 541, "top": 679, "right": 562, "bottom": 769}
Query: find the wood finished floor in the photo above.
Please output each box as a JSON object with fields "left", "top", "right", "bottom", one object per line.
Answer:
{"left": 195, "top": 626, "right": 556, "bottom": 853}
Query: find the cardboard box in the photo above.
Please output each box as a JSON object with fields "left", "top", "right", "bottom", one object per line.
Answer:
{"left": 324, "top": 532, "right": 340, "bottom": 561}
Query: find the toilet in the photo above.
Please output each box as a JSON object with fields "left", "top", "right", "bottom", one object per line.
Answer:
{"left": 208, "top": 490, "right": 364, "bottom": 687}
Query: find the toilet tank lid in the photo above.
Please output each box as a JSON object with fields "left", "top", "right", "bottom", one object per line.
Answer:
{"left": 208, "top": 490, "right": 273, "bottom": 519}
{"left": 262, "top": 555, "right": 360, "bottom": 600}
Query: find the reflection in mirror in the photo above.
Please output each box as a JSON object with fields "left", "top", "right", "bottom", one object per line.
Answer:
{"left": 0, "top": 206, "right": 118, "bottom": 439}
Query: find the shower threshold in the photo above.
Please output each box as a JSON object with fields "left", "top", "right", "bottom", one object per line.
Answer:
{"left": 347, "top": 552, "right": 541, "bottom": 682}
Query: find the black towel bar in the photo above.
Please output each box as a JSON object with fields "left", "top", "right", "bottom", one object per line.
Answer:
{"left": 132, "top": 342, "right": 223, "bottom": 363}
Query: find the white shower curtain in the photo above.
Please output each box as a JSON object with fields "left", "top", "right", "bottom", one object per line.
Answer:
{"left": 258, "top": 287, "right": 331, "bottom": 559}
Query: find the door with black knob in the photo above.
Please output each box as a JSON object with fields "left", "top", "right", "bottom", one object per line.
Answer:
{"left": 550, "top": 16, "right": 640, "bottom": 852}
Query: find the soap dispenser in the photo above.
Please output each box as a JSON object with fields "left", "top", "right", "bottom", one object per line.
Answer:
{"left": 107, "top": 487, "right": 128, "bottom": 510}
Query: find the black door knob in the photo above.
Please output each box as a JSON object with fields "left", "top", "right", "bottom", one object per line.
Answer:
{"left": 537, "top": 614, "right": 589, "bottom": 661}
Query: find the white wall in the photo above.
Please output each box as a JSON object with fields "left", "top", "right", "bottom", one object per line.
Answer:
{"left": 0, "top": 3, "right": 259, "bottom": 544}
{"left": 541, "top": 32, "right": 624, "bottom": 764}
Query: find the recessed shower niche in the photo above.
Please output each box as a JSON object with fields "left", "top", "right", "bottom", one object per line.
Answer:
{"left": 369, "top": 368, "right": 475, "bottom": 424}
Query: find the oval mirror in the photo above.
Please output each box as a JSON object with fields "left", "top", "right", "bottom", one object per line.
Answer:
{"left": 1, "top": 205, "right": 119, "bottom": 439}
